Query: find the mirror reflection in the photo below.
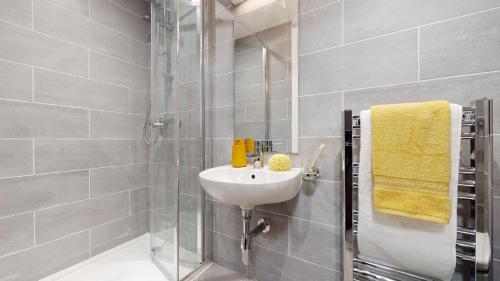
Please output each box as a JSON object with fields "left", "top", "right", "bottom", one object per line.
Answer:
{"left": 217, "top": 0, "right": 299, "bottom": 153}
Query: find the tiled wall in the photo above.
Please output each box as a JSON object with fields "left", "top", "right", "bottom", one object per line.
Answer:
{"left": 0, "top": 0, "right": 149, "bottom": 279}
{"left": 211, "top": 0, "right": 500, "bottom": 280}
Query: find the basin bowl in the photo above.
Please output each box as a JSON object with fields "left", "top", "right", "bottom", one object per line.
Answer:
{"left": 199, "top": 165, "right": 302, "bottom": 210}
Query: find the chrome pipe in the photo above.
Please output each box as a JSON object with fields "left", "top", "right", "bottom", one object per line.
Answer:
{"left": 240, "top": 210, "right": 270, "bottom": 266}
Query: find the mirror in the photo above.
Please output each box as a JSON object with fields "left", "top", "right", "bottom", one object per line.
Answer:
{"left": 217, "top": 0, "right": 299, "bottom": 153}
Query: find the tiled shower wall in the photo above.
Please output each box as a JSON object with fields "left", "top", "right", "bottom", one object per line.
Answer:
{"left": 0, "top": 0, "right": 149, "bottom": 279}
{"left": 211, "top": 0, "right": 500, "bottom": 280}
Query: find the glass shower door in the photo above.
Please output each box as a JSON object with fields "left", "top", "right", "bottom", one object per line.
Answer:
{"left": 149, "top": 0, "right": 204, "bottom": 280}
{"left": 149, "top": 0, "right": 179, "bottom": 280}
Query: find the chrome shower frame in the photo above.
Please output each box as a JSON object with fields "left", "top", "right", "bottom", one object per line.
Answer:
{"left": 148, "top": 0, "right": 209, "bottom": 280}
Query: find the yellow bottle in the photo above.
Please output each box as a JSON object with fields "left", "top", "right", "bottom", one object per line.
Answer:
{"left": 232, "top": 144, "right": 247, "bottom": 168}
{"left": 245, "top": 138, "right": 255, "bottom": 153}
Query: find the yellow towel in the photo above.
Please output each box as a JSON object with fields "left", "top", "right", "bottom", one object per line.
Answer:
{"left": 371, "top": 101, "right": 451, "bottom": 224}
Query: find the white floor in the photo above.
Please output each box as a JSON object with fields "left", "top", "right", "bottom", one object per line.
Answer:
{"left": 42, "top": 234, "right": 190, "bottom": 281}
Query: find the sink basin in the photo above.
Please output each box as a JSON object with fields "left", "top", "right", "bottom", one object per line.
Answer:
{"left": 199, "top": 165, "right": 302, "bottom": 210}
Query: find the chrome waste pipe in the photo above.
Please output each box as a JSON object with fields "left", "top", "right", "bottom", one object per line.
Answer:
{"left": 240, "top": 210, "right": 270, "bottom": 266}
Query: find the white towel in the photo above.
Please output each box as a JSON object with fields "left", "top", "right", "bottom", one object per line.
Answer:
{"left": 357, "top": 104, "right": 462, "bottom": 281}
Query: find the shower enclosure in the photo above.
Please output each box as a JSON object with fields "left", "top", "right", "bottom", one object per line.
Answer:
{"left": 147, "top": 0, "right": 207, "bottom": 280}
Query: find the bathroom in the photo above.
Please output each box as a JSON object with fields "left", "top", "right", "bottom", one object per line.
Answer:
{"left": 0, "top": 0, "right": 498, "bottom": 280}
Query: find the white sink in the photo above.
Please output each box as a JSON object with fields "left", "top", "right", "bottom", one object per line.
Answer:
{"left": 199, "top": 165, "right": 302, "bottom": 210}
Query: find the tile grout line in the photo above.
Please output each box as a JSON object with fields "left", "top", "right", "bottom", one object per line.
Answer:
{"left": 298, "top": 6, "right": 500, "bottom": 58}
{"left": 32, "top": 139, "right": 35, "bottom": 174}
{"left": 0, "top": 96, "right": 147, "bottom": 117}
{"left": 341, "top": 0, "right": 344, "bottom": 45}
{"left": 88, "top": 229, "right": 92, "bottom": 258}
{"left": 0, "top": 58, "right": 146, "bottom": 93}
{"left": 214, "top": 231, "right": 340, "bottom": 274}
{"left": 31, "top": 66, "right": 35, "bottom": 102}
{"left": 33, "top": 211, "right": 36, "bottom": 246}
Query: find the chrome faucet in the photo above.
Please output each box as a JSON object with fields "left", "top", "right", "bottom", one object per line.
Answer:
{"left": 248, "top": 141, "right": 272, "bottom": 169}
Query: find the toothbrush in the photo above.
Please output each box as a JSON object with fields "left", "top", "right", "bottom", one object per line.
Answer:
{"left": 307, "top": 144, "right": 325, "bottom": 170}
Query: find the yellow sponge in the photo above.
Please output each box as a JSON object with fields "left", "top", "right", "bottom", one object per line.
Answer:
{"left": 268, "top": 154, "right": 292, "bottom": 171}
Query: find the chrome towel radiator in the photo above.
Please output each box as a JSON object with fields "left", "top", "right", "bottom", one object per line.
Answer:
{"left": 343, "top": 98, "right": 494, "bottom": 281}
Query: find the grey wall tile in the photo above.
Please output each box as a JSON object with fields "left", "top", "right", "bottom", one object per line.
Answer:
{"left": 130, "top": 140, "right": 148, "bottom": 163}
{"left": 344, "top": 0, "right": 500, "bottom": 43}
{"left": 129, "top": 0, "right": 148, "bottom": 18}
{"left": 215, "top": 10, "right": 234, "bottom": 44}
{"left": 0, "top": 139, "right": 33, "bottom": 178}
{"left": 213, "top": 106, "right": 234, "bottom": 138}
{"left": 236, "top": 67, "right": 262, "bottom": 89}
{"left": 0, "top": 60, "right": 33, "bottom": 101}
{"left": 289, "top": 218, "right": 341, "bottom": 270}
{"left": 90, "top": 165, "right": 132, "bottom": 197}
{"left": 111, "top": 0, "right": 129, "bottom": 9}
{"left": 90, "top": 51, "right": 148, "bottom": 90}
{"left": 34, "top": 68, "right": 130, "bottom": 112}
{"left": 299, "top": 0, "right": 338, "bottom": 14}
{"left": 35, "top": 192, "right": 129, "bottom": 243}
{"left": 299, "top": 29, "right": 418, "bottom": 94}
{"left": 420, "top": 8, "right": 500, "bottom": 79}
{"left": 130, "top": 187, "right": 148, "bottom": 214}
{"left": 34, "top": 0, "right": 129, "bottom": 60}
{"left": 90, "top": 0, "right": 148, "bottom": 42}
{"left": 213, "top": 139, "right": 233, "bottom": 166}
{"left": 235, "top": 84, "right": 263, "bottom": 104}
{"left": 187, "top": 166, "right": 201, "bottom": 195}
{"left": 90, "top": 211, "right": 147, "bottom": 256}
{"left": 270, "top": 80, "right": 291, "bottom": 101}
{"left": 131, "top": 163, "right": 149, "bottom": 188}
{"left": 298, "top": 137, "right": 342, "bottom": 181}
{"left": 130, "top": 39, "right": 149, "bottom": 67}
{"left": 245, "top": 103, "right": 264, "bottom": 122}
{"left": 0, "top": 213, "right": 33, "bottom": 257}
{"left": 0, "top": 231, "right": 89, "bottom": 280}
{"left": 48, "top": 0, "right": 89, "bottom": 17}
{"left": 213, "top": 233, "right": 248, "bottom": 275}
{"left": 270, "top": 100, "right": 288, "bottom": 121}
{"left": 215, "top": 40, "right": 234, "bottom": 75}
{"left": 180, "top": 81, "right": 200, "bottom": 111}
{"left": 213, "top": 202, "right": 242, "bottom": 239}
{"left": 343, "top": 71, "right": 500, "bottom": 134}
{"left": 299, "top": 92, "right": 342, "bottom": 137}
{"left": 0, "top": 21, "right": 88, "bottom": 76}
{"left": 0, "top": 170, "right": 89, "bottom": 217}
{"left": 130, "top": 89, "right": 148, "bottom": 114}
{"left": 258, "top": 180, "right": 342, "bottom": 226}
{"left": 269, "top": 120, "right": 290, "bottom": 140}
{"left": 215, "top": 72, "right": 235, "bottom": 107}
{"left": 299, "top": 2, "right": 342, "bottom": 54}
{"left": 270, "top": 61, "right": 289, "bottom": 82}
{"left": 35, "top": 140, "right": 129, "bottom": 173}
{"left": 0, "top": 0, "right": 32, "bottom": 28}
{"left": 0, "top": 100, "right": 89, "bottom": 138}
{"left": 235, "top": 48, "right": 262, "bottom": 71}
{"left": 251, "top": 210, "right": 288, "bottom": 255}
{"left": 252, "top": 245, "right": 340, "bottom": 281}
{"left": 90, "top": 110, "right": 142, "bottom": 139}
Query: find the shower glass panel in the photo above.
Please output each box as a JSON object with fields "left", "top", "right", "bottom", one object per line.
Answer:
{"left": 149, "top": 0, "right": 203, "bottom": 280}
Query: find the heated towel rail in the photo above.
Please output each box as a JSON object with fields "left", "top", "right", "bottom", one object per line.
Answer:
{"left": 343, "top": 98, "right": 494, "bottom": 281}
